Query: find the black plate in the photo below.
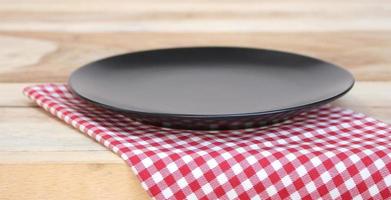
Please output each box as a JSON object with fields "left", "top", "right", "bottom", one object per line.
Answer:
{"left": 69, "top": 47, "right": 354, "bottom": 130}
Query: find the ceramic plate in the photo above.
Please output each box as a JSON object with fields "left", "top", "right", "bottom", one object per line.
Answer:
{"left": 69, "top": 47, "right": 354, "bottom": 130}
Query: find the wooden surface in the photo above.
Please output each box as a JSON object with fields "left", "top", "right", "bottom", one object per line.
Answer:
{"left": 1, "top": 0, "right": 390, "bottom": 199}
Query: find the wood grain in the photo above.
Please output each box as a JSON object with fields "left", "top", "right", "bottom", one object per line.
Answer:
{"left": 0, "top": 164, "right": 149, "bottom": 200}
{"left": 0, "top": 0, "right": 390, "bottom": 32}
{"left": 0, "top": 107, "right": 107, "bottom": 152}
{"left": 0, "top": 32, "right": 390, "bottom": 82}
{"left": 0, "top": 0, "right": 390, "bottom": 199}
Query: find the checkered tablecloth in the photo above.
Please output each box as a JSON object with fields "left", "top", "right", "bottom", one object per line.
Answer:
{"left": 24, "top": 84, "right": 391, "bottom": 200}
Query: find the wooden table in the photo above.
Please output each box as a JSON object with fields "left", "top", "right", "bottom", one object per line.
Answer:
{"left": 1, "top": 0, "right": 390, "bottom": 199}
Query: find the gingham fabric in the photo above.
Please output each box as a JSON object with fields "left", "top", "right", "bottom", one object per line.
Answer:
{"left": 24, "top": 84, "right": 391, "bottom": 200}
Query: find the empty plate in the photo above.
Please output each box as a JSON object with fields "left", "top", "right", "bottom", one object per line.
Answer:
{"left": 69, "top": 47, "right": 354, "bottom": 130}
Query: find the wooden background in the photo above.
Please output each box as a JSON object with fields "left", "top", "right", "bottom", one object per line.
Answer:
{"left": 1, "top": 0, "right": 390, "bottom": 199}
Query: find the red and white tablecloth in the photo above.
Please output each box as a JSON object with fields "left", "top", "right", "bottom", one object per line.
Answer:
{"left": 24, "top": 84, "right": 391, "bottom": 200}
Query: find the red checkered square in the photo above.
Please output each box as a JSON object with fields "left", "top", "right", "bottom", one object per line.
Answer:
{"left": 24, "top": 84, "right": 391, "bottom": 200}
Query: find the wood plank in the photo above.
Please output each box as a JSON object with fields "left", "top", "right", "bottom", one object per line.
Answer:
{"left": 0, "top": 81, "right": 390, "bottom": 160}
{"left": 0, "top": 151, "right": 122, "bottom": 164}
{"left": 332, "top": 82, "right": 391, "bottom": 108}
{"left": 0, "top": 164, "right": 149, "bottom": 200}
{"left": 0, "top": 107, "right": 108, "bottom": 152}
{"left": 0, "top": 32, "right": 390, "bottom": 82}
{"left": 2, "top": 81, "right": 390, "bottom": 107}
{"left": 0, "top": 82, "right": 37, "bottom": 107}
{"left": 0, "top": 0, "right": 390, "bottom": 32}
